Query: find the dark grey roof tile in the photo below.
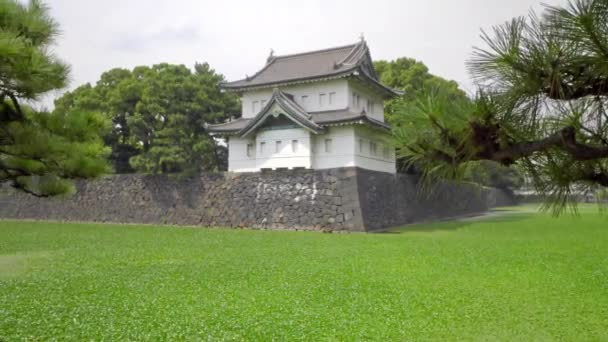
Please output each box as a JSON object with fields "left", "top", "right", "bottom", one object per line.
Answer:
{"left": 223, "top": 41, "right": 371, "bottom": 89}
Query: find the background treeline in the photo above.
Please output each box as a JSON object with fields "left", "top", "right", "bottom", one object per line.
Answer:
{"left": 54, "top": 63, "right": 239, "bottom": 175}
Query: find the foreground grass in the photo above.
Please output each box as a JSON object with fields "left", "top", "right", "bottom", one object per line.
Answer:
{"left": 1, "top": 206, "right": 607, "bottom": 340}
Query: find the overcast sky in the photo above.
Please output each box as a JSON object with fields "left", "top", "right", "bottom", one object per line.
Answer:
{"left": 41, "top": 0, "right": 568, "bottom": 107}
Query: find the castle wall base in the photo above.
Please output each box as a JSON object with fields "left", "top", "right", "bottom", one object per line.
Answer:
{"left": 0, "top": 168, "right": 514, "bottom": 232}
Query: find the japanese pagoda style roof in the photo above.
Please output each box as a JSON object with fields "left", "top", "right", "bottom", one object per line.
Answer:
{"left": 310, "top": 110, "right": 391, "bottom": 130}
{"left": 238, "top": 88, "right": 324, "bottom": 137}
{"left": 221, "top": 40, "right": 401, "bottom": 98}
{"left": 206, "top": 89, "right": 391, "bottom": 136}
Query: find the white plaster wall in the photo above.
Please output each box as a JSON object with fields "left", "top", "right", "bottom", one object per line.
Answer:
{"left": 228, "top": 137, "right": 257, "bottom": 172}
{"left": 353, "top": 126, "right": 396, "bottom": 174}
{"left": 241, "top": 80, "right": 349, "bottom": 118}
{"left": 241, "top": 89, "right": 273, "bottom": 118}
{"left": 255, "top": 128, "right": 312, "bottom": 170}
{"left": 311, "top": 126, "right": 357, "bottom": 170}
{"left": 347, "top": 81, "right": 386, "bottom": 122}
{"left": 229, "top": 125, "right": 396, "bottom": 173}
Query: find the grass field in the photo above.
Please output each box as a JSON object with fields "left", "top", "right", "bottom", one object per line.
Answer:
{"left": 1, "top": 205, "right": 607, "bottom": 340}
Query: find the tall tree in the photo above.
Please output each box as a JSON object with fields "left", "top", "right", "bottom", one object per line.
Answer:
{"left": 374, "top": 58, "right": 469, "bottom": 125}
{"left": 393, "top": 0, "right": 608, "bottom": 210}
{"left": 0, "top": 0, "right": 110, "bottom": 196}
{"left": 374, "top": 58, "right": 475, "bottom": 173}
{"left": 55, "top": 63, "right": 239, "bottom": 174}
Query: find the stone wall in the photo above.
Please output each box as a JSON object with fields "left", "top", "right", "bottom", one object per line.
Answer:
{"left": 0, "top": 168, "right": 514, "bottom": 232}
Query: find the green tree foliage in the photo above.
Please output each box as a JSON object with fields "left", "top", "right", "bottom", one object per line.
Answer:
{"left": 393, "top": 0, "right": 608, "bottom": 211}
{"left": 374, "top": 58, "right": 474, "bottom": 173}
{"left": 374, "top": 58, "right": 469, "bottom": 125}
{"left": 0, "top": 0, "right": 110, "bottom": 196}
{"left": 55, "top": 63, "right": 239, "bottom": 174}
{"left": 374, "top": 57, "right": 522, "bottom": 188}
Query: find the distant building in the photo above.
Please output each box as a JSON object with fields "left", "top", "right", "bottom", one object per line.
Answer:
{"left": 207, "top": 39, "right": 400, "bottom": 173}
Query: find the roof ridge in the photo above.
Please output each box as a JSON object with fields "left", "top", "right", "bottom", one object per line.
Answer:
{"left": 335, "top": 41, "right": 366, "bottom": 67}
{"left": 272, "top": 42, "right": 358, "bottom": 60}
{"left": 228, "top": 43, "right": 358, "bottom": 84}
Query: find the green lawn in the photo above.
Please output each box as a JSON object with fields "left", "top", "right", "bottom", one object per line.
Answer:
{"left": 1, "top": 206, "right": 607, "bottom": 340}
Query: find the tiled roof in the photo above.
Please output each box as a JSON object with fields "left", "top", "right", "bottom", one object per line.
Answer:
{"left": 206, "top": 93, "right": 391, "bottom": 136}
{"left": 221, "top": 40, "right": 399, "bottom": 97}
{"left": 310, "top": 110, "right": 391, "bottom": 130}
{"left": 204, "top": 118, "right": 252, "bottom": 133}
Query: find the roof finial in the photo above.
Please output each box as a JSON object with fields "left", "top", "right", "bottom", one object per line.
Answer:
{"left": 267, "top": 48, "right": 275, "bottom": 63}
{"left": 359, "top": 32, "right": 365, "bottom": 42}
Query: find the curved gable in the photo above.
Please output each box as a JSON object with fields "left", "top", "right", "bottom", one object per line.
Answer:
{"left": 239, "top": 89, "right": 324, "bottom": 137}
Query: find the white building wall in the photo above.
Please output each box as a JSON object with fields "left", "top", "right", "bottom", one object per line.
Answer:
{"left": 255, "top": 128, "right": 312, "bottom": 170}
{"left": 311, "top": 126, "right": 357, "bottom": 170}
{"left": 353, "top": 126, "right": 396, "bottom": 174}
{"left": 241, "top": 80, "right": 349, "bottom": 118}
{"left": 228, "top": 137, "right": 257, "bottom": 172}
{"left": 347, "top": 81, "right": 386, "bottom": 122}
{"left": 229, "top": 125, "right": 396, "bottom": 174}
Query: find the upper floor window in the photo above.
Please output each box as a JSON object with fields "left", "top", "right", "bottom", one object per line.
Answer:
{"left": 368, "top": 101, "right": 375, "bottom": 114}
{"left": 275, "top": 140, "right": 282, "bottom": 153}
{"left": 352, "top": 92, "right": 360, "bottom": 109}
{"left": 370, "top": 141, "right": 377, "bottom": 156}
{"left": 292, "top": 140, "right": 298, "bottom": 153}
{"left": 260, "top": 141, "right": 266, "bottom": 154}
{"left": 329, "top": 92, "right": 336, "bottom": 105}
{"left": 319, "top": 93, "right": 327, "bottom": 107}
{"left": 261, "top": 100, "right": 267, "bottom": 108}
{"left": 359, "top": 138, "right": 364, "bottom": 153}
{"left": 324, "top": 139, "right": 333, "bottom": 153}
{"left": 252, "top": 101, "right": 259, "bottom": 113}
{"left": 246, "top": 143, "right": 254, "bottom": 157}
{"left": 383, "top": 146, "right": 390, "bottom": 159}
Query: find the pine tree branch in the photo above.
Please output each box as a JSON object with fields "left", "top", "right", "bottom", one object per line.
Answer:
{"left": 5, "top": 92, "right": 25, "bottom": 121}
{"left": 580, "top": 171, "right": 608, "bottom": 186}
{"left": 485, "top": 126, "right": 608, "bottom": 163}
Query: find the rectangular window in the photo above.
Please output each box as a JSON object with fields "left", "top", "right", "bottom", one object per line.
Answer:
{"left": 275, "top": 140, "right": 282, "bottom": 153}
{"left": 260, "top": 141, "right": 266, "bottom": 154}
{"left": 352, "top": 92, "right": 356, "bottom": 106}
{"left": 252, "top": 101, "right": 259, "bottom": 113}
{"left": 383, "top": 146, "right": 390, "bottom": 159}
{"left": 368, "top": 101, "right": 375, "bottom": 114}
{"left": 329, "top": 92, "right": 336, "bottom": 105}
{"left": 324, "top": 139, "right": 333, "bottom": 153}
{"left": 356, "top": 94, "right": 360, "bottom": 108}
{"left": 301, "top": 95, "right": 308, "bottom": 106}
{"left": 359, "top": 138, "right": 364, "bottom": 153}
{"left": 292, "top": 140, "right": 298, "bottom": 153}
{"left": 370, "top": 141, "right": 377, "bottom": 156}
{"left": 319, "top": 93, "right": 326, "bottom": 107}
{"left": 261, "top": 100, "right": 267, "bottom": 108}
{"left": 246, "top": 143, "right": 254, "bottom": 157}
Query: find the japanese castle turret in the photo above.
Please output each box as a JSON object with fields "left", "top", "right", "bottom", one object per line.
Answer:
{"left": 207, "top": 39, "right": 400, "bottom": 174}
